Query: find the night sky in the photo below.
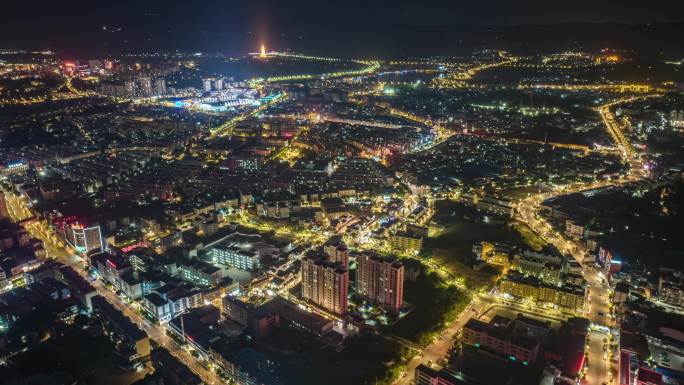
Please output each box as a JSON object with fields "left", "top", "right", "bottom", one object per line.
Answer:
{"left": 2, "top": 0, "right": 684, "bottom": 56}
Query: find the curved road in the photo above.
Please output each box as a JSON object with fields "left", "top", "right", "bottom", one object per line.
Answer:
{"left": 394, "top": 94, "right": 654, "bottom": 385}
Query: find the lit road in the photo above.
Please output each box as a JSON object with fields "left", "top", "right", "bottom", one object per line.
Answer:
{"left": 513, "top": 189, "right": 615, "bottom": 385}
{"left": 1, "top": 187, "right": 225, "bottom": 385}
{"left": 252, "top": 52, "right": 380, "bottom": 84}
{"left": 584, "top": 265, "right": 614, "bottom": 385}
{"left": 586, "top": 330, "right": 611, "bottom": 385}
{"left": 64, "top": 76, "right": 95, "bottom": 97}
{"left": 514, "top": 189, "right": 617, "bottom": 383}
{"left": 595, "top": 94, "right": 661, "bottom": 181}
{"left": 517, "top": 83, "right": 653, "bottom": 94}
{"left": 432, "top": 51, "right": 518, "bottom": 89}
{"left": 506, "top": 94, "right": 658, "bottom": 385}
{"left": 0, "top": 74, "right": 91, "bottom": 106}
{"left": 1, "top": 189, "right": 75, "bottom": 260}
{"left": 393, "top": 295, "right": 494, "bottom": 385}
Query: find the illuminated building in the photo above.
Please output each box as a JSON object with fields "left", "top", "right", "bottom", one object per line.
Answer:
{"left": 199, "top": 220, "right": 218, "bottom": 237}
{"left": 260, "top": 44, "right": 266, "bottom": 58}
{"left": 415, "top": 364, "right": 462, "bottom": 385}
{"left": 0, "top": 267, "right": 7, "bottom": 292}
{"left": 0, "top": 192, "right": 8, "bottom": 219}
{"left": 146, "top": 230, "right": 182, "bottom": 253}
{"left": 138, "top": 76, "right": 153, "bottom": 96}
{"left": 61, "top": 61, "right": 77, "bottom": 76}
{"left": 323, "top": 236, "right": 349, "bottom": 267}
{"left": 670, "top": 110, "right": 684, "bottom": 128}
{"left": 222, "top": 156, "right": 261, "bottom": 172}
{"left": 119, "top": 273, "right": 142, "bottom": 300}
{"left": 619, "top": 333, "right": 642, "bottom": 385}
{"left": 499, "top": 271, "right": 586, "bottom": 313}
{"left": 64, "top": 222, "right": 104, "bottom": 256}
{"left": 595, "top": 54, "right": 620, "bottom": 64}
{"left": 320, "top": 198, "right": 349, "bottom": 221}
{"left": 407, "top": 205, "right": 429, "bottom": 223}
{"left": 470, "top": 194, "right": 515, "bottom": 217}
{"left": 658, "top": 271, "right": 684, "bottom": 309}
{"left": 142, "top": 283, "right": 203, "bottom": 323}
{"left": 125, "top": 80, "right": 136, "bottom": 95}
{"left": 356, "top": 252, "right": 404, "bottom": 312}
{"left": 511, "top": 251, "right": 563, "bottom": 285}
{"left": 143, "top": 293, "right": 172, "bottom": 323}
{"left": 177, "top": 261, "right": 223, "bottom": 288}
{"left": 388, "top": 231, "right": 423, "bottom": 253}
{"left": 0, "top": 161, "right": 29, "bottom": 177}
{"left": 477, "top": 241, "right": 512, "bottom": 267}
{"left": 92, "top": 254, "right": 131, "bottom": 291}
{"left": 198, "top": 87, "right": 258, "bottom": 104}
{"left": 141, "top": 218, "right": 160, "bottom": 236}
{"left": 154, "top": 78, "right": 167, "bottom": 96}
{"left": 405, "top": 224, "right": 429, "bottom": 237}
{"left": 301, "top": 253, "right": 348, "bottom": 315}
{"left": 207, "top": 244, "right": 261, "bottom": 271}
{"left": 462, "top": 315, "right": 540, "bottom": 364}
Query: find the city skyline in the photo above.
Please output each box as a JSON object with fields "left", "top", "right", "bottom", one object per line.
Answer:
{"left": 1, "top": 4, "right": 684, "bottom": 385}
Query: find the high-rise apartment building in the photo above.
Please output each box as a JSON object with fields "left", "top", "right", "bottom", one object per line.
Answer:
{"left": 323, "top": 235, "right": 349, "bottom": 267}
{"left": 356, "top": 252, "right": 404, "bottom": 312}
{"left": 301, "top": 253, "right": 348, "bottom": 315}
{"left": 154, "top": 78, "right": 167, "bottom": 96}
{"left": 138, "top": 76, "right": 152, "bottom": 97}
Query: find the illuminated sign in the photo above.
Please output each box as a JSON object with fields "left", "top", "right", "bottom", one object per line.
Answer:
{"left": 121, "top": 241, "right": 147, "bottom": 253}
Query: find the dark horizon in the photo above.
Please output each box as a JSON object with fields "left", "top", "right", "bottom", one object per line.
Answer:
{"left": 2, "top": 0, "right": 684, "bottom": 57}
{"left": 3, "top": 22, "right": 684, "bottom": 60}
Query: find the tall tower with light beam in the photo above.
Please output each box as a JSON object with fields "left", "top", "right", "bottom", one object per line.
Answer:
{"left": 260, "top": 44, "right": 266, "bottom": 58}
